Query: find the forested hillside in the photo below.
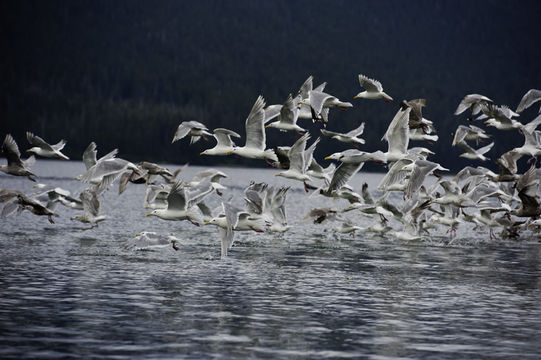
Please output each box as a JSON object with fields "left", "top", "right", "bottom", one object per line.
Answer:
{"left": 2, "top": 0, "right": 540, "bottom": 171}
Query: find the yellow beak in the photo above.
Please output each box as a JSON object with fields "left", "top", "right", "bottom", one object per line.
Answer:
{"left": 135, "top": 233, "right": 141, "bottom": 236}
{"left": 145, "top": 213, "right": 153, "bottom": 217}
{"left": 204, "top": 221, "right": 211, "bottom": 225}
{"left": 324, "top": 156, "right": 331, "bottom": 160}
{"left": 225, "top": 150, "right": 233, "bottom": 155}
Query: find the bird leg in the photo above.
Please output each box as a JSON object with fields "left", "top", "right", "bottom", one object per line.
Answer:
{"left": 304, "top": 182, "right": 309, "bottom": 193}
{"left": 489, "top": 227, "right": 496, "bottom": 240}
{"left": 379, "top": 214, "right": 388, "bottom": 223}
{"left": 189, "top": 219, "right": 200, "bottom": 227}
{"left": 384, "top": 98, "right": 392, "bottom": 103}
{"left": 48, "top": 215, "right": 55, "bottom": 224}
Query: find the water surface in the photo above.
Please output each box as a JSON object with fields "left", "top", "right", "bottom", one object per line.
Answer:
{"left": 1, "top": 161, "right": 540, "bottom": 359}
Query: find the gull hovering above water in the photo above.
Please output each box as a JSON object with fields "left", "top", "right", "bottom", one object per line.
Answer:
{"left": 26, "top": 132, "right": 69, "bottom": 160}
{"left": 171, "top": 121, "right": 212, "bottom": 144}
{"left": 354, "top": 74, "right": 393, "bottom": 102}
{"left": 200, "top": 128, "right": 241, "bottom": 156}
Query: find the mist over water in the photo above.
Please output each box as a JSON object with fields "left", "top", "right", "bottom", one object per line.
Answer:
{"left": 1, "top": 161, "right": 540, "bottom": 359}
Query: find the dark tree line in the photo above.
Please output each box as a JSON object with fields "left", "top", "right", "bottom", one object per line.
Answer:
{"left": 1, "top": 0, "right": 540, "bottom": 172}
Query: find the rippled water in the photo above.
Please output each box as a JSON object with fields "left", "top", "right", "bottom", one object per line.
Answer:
{"left": 1, "top": 161, "right": 540, "bottom": 359}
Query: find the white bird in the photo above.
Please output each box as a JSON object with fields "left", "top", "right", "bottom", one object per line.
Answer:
{"left": 320, "top": 122, "right": 365, "bottom": 147}
{"left": 0, "top": 189, "right": 59, "bottom": 223}
{"left": 354, "top": 74, "right": 393, "bottom": 102}
{"left": 227, "top": 96, "right": 277, "bottom": 162}
{"left": 25, "top": 132, "right": 69, "bottom": 160}
{"left": 482, "top": 104, "right": 522, "bottom": 131}
{"left": 380, "top": 107, "right": 412, "bottom": 163}
{"left": 275, "top": 133, "right": 314, "bottom": 188}
{"left": 171, "top": 121, "right": 212, "bottom": 144}
{"left": 146, "top": 180, "right": 213, "bottom": 226}
{"left": 265, "top": 94, "right": 306, "bottom": 133}
{"left": 122, "top": 232, "right": 180, "bottom": 251}
{"left": 199, "top": 128, "right": 241, "bottom": 156}
{"left": 456, "top": 141, "right": 494, "bottom": 161}
{"left": 516, "top": 89, "right": 541, "bottom": 113}
{"left": 1, "top": 134, "right": 36, "bottom": 182}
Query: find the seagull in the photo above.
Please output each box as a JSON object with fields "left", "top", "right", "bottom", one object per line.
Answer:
{"left": 379, "top": 107, "right": 413, "bottom": 163}
{"left": 516, "top": 89, "right": 541, "bottom": 113}
{"left": 199, "top": 128, "right": 241, "bottom": 156}
{"left": 454, "top": 94, "right": 493, "bottom": 116}
{"left": 1, "top": 134, "right": 36, "bottom": 181}
{"left": 354, "top": 74, "right": 393, "bottom": 102}
{"left": 227, "top": 96, "right": 278, "bottom": 162}
{"left": 187, "top": 168, "right": 228, "bottom": 195}
{"left": 26, "top": 132, "right": 69, "bottom": 160}
{"left": 399, "top": 159, "right": 449, "bottom": 199}
{"left": 70, "top": 186, "right": 107, "bottom": 229}
{"left": 456, "top": 140, "right": 494, "bottom": 161}
{"left": 296, "top": 75, "right": 328, "bottom": 120}
{"left": 81, "top": 142, "right": 118, "bottom": 171}
{"left": 265, "top": 94, "right": 306, "bottom": 133}
{"left": 171, "top": 121, "right": 212, "bottom": 144}
{"left": 320, "top": 122, "right": 365, "bottom": 147}
{"left": 122, "top": 232, "right": 180, "bottom": 251}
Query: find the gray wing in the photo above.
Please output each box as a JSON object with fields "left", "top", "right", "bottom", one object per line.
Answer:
{"left": 304, "top": 137, "right": 320, "bottom": 173}
{"left": 452, "top": 125, "right": 469, "bottom": 146}
{"left": 358, "top": 74, "right": 383, "bottom": 92}
{"left": 297, "top": 75, "right": 313, "bottom": 99}
{"left": 517, "top": 89, "right": 541, "bottom": 113}
{"left": 51, "top": 139, "right": 67, "bottom": 151}
{"left": 81, "top": 187, "right": 100, "bottom": 218}
{"left": 455, "top": 94, "right": 493, "bottom": 115}
{"left": 309, "top": 91, "right": 333, "bottom": 115}
{"left": 172, "top": 122, "right": 193, "bottom": 143}
{"left": 405, "top": 160, "right": 439, "bottom": 198}
{"left": 264, "top": 104, "right": 282, "bottom": 123}
{"left": 384, "top": 108, "right": 411, "bottom": 154}
{"left": 166, "top": 180, "right": 187, "bottom": 211}
{"left": 82, "top": 142, "right": 98, "bottom": 169}
{"left": 2, "top": 134, "right": 24, "bottom": 167}
{"left": 244, "top": 96, "right": 266, "bottom": 150}
{"left": 327, "top": 162, "right": 364, "bottom": 193}
{"left": 279, "top": 94, "right": 299, "bottom": 125}
{"left": 320, "top": 129, "right": 341, "bottom": 137}
{"left": 377, "top": 158, "right": 413, "bottom": 190}
{"left": 213, "top": 128, "right": 240, "bottom": 148}
{"left": 345, "top": 122, "right": 365, "bottom": 137}
{"left": 288, "top": 133, "right": 309, "bottom": 174}
{"left": 186, "top": 179, "right": 214, "bottom": 207}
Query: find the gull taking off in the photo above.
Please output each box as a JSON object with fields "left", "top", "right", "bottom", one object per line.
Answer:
{"left": 354, "top": 74, "right": 393, "bottom": 102}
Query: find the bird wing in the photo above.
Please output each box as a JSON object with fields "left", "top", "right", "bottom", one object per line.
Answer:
{"left": 384, "top": 108, "right": 411, "bottom": 155}
{"left": 81, "top": 187, "right": 100, "bottom": 218}
{"left": 304, "top": 137, "right": 320, "bottom": 173}
{"left": 358, "top": 74, "right": 383, "bottom": 92}
{"left": 320, "top": 129, "right": 341, "bottom": 137}
{"left": 166, "top": 180, "right": 187, "bottom": 211}
{"left": 82, "top": 142, "right": 98, "bottom": 170}
{"left": 279, "top": 94, "right": 299, "bottom": 125}
{"left": 345, "top": 122, "right": 365, "bottom": 137}
{"left": 327, "top": 162, "right": 364, "bottom": 193}
{"left": 2, "top": 134, "right": 24, "bottom": 167}
{"left": 309, "top": 91, "right": 333, "bottom": 115}
{"left": 288, "top": 133, "right": 310, "bottom": 174}
{"left": 517, "top": 89, "right": 541, "bottom": 113}
{"left": 172, "top": 123, "right": 193, "bottom": 143}
{"left": 245, "top": 95, "right": 266, "bottom": 150}
{"left": 297, "top": 75, "right": 313, "bottom": 99}
{"left": 452, "top": 125, "right": 469, "bottom": 146}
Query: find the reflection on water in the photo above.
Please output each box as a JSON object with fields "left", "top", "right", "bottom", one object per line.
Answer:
{"left": 1, "top": 161, "right": 540, "bottom": 359}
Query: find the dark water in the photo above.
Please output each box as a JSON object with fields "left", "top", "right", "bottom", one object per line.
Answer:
{"left": 1, "top": 161, "right": 540, "bottom": 359}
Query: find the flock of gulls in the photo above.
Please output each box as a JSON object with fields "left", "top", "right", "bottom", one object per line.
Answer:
{"left": 2, "top": 75, "right": 541, "bottom": 257}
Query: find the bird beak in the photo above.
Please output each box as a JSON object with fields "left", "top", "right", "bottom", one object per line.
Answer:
{"left": 73, "top": 176, "right": 79, "bottom": 180}
{"left": 397, "top": 169, "right": 404, "bottom": 172}
{"left": 353, "top": 95, "right": 359, "bottom": 99}
{"left": 274, "top": 173, "right": 280, "bottom": 176}
{"left": 204, "top": 221, "right": 211, "bottom": 225}
{"left": 324, "top": 156, "right": 331, "bottom": 160}
{"left": 26, "top": 149, "right": 31, "bottom": 152}
{"left": 225, "top": 150, "right": 233, "bottom": 155}
{"left": 145, "top": 213, "right": 153, "bottom": 217}
{"left": 199, "top": 152, "right": 204, "bottom": 155}
{"left": 135, "top": 233, "right": 141, "bottom": 236}
{"left": 265, "top": 125, "right": 270, "bottom": 128}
